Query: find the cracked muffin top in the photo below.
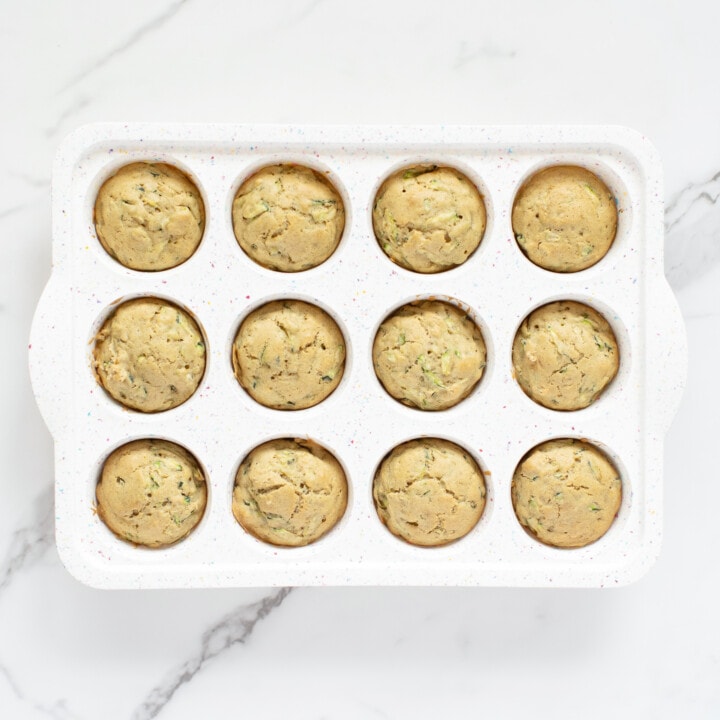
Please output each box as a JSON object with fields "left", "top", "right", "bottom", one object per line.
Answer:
{"left": 231, "top": 300, "right": 345, "bottom": 410}
{"left": 372, "top": 164, "right": 486, "bottom": 273}
{"left": 512, "top": 165, "right": 617, "bottom": 272}
{"left": 96, "top": 438, "right": 207, "bottom": 547}
{"left": 512, "top": 438, "right": 622, "bottom": 548}
{"left": 512, "top": 300, "right": 618, "bottom": 411}
{"left": 232, "top": 438, "right": 348, "bottom": 547}
{"left": 232, "top": 164, "right": 345, "bottom": 272}
{"left": 93, "top": 297, "right": 206, "bottom": 413}
{"left": 94, "top": 162, "right": 205, "bottom": 271}
{"left": 373, "top": 438, "right": 486, "bottom": 546}
{"left": 373, "top": 300, "right": 486, "bottom": 411}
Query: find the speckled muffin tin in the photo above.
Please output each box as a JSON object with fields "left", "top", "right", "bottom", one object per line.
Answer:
{"left": 30, "top": 124, "right": 687, "bottom": 588}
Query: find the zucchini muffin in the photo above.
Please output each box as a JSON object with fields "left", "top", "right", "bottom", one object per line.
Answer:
{"left": 373, "top": 438, "right": 486, "bottom": 547}
{"left": 512, "top": 438, "right": 622, "bottom": 548}
{"left": 233, "top": 439, "right": 348, "bottom": 547}
{"left": 512, "top": 165, "right": 617, "bottom": 272}
{"left": 96, "top": 439, "right": 207, "bottom": 547}
{"left": 373, "top": 300, "right": 486, "bottom": 410}
{"left": 232, "top": 300, "right": 345, "bottom": 410}
{"left": 372, "top": 164, "right": 486, "bottom": 273}
{"left": 232, "top": 164, "right": 345, "bottom": 272}
{"left": 512, "top": 300, "right": 618, "bottom": 411}
{"left": 94, "top": 162, "right": 205, "bottom": 271}
{"left": 94, "top": 297, "right": 206, "bottom": 413}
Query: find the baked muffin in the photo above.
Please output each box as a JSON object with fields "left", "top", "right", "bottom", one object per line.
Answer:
{"left": 233, "top": 439, "right": 347, "bottom": 547}
{"left": 512, "top": 165, "right": 617, "bottom": 272}
{"left": 94, "top": 162, "right": 205, "bottom": 271}
{"left": 94, "top": 297, "right": 206, "bottom": 413}
{"left": 232, "top": 300, "right": 345, "bottom": 410}
{"left": 512, "top": 300, "right": 618, "bottom": 411}
{"left": 232, "top": 164, "right": 345, "bottom": 272}
{"left": 96, "top": 439, "right": 207, "bottom": 547}
{"left": 373, "top": 438, "right": 486, "bottom": 546}
{"left": 512, "top": 438, "right": 622, "bottom": 548}
{"left": 372, "top": 164, "right": 486, "bottom": 273}
{"left": 373, "top": 300, "right": 486, "bottom": 410}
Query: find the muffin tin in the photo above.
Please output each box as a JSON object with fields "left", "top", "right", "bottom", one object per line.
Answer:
{"left": 30, "top": 124, "right": 686, "bottom": 588}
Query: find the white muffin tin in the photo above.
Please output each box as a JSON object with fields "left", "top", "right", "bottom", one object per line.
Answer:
{"left": 30, "top": 124, "right": 686, "bottom": 588}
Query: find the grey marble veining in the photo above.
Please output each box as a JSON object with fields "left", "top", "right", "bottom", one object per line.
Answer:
{"left": 0, "top": 487, "right": 53, "bottom": 597}
{"left": 453, "top": 41, "right": 518, "bottom": 68}
{"left": 133, "top": 588, "right": 292, "bottom": 720}
{"left": 58, "top": 0, "right": 190, "bottom": 94}
{"left": 665, "top": 170, "right": 720, "bottom": 291}
{"left": 0, "top": 662, "right": 80, "bottom": 720}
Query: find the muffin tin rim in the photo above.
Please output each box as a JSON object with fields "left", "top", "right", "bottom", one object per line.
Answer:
{"left": 89, "top": 433, "right": 214, "bottom": 553}
{"left": 507, "top": 294, "right": 630, "bottom": 416}
{"left": 367, "top": 293, "right": 494, "bottom": 414}
{"left": 88, "top": 154, "right": 210, "bottom": 274}
{"left": 369, "top": 433, "right": 496, "bottom": 550}
{"left": 225, "top": 292, "right": 354, "bottom": 414}
{"left": 87, "top": 291, "right": 211, "bottom": 417}
{"left": 507, "top": 433, "right": 633, "bottom": 552}
{"left": 224, "top": 154, "right": 353, "bottom": 276}
{"left": 225, "top": 433, "right": 355, "bottom": 553}
{"left": 507, "top": 155, "right": 632, "bottom": 275}
{"left": 367, "top": 155, "right": 495, "bottom": 276}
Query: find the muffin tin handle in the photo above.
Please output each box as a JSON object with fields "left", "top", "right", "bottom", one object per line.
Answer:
{"left": 29, "top": 275, "right": 70, "bottom": 437}
{"left": 646, "top": 276, "right": 688, "bottom": 436}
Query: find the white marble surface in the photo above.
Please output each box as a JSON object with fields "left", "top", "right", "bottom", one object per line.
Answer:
{"left": 0, "top": 0, "right": 718, "bottom": 717}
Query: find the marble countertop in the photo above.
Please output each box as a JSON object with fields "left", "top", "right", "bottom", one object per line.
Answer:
{"left": 1, "top": 1, "right": 718, "bottom": 717}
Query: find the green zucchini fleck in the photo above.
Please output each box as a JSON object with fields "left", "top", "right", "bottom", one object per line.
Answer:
{"left": 402, "top": 165, "right": 437, "bottom": 179}
{"left": 583, "top": 183, "right": 600, "bottom": 200}
{"left": 440, "top": 350, "right": 452, "bottom": 375}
